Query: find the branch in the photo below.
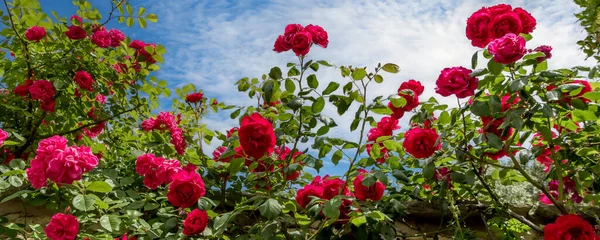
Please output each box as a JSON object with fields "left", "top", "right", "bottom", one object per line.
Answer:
{"left": 100, "top": 0, "right": 126, "bottom": 26}
{"left": 3, "top": 0, "right": 33, "bottom": 78}
{"left": 38, "top": 104, "right": 143, "bottom": 139}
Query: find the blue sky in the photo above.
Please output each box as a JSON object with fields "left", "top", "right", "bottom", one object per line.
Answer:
{"left": 40, "top": 0, "right": 594, "bottom": 177}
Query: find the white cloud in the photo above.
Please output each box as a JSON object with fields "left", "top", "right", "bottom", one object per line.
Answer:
{"left": 141, "top": 0, "right": 593, "bottom": 172}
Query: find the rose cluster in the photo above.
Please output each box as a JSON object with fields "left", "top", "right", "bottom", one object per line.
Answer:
{"left": 129, "top": 40, "right": 157, "bottom": 64}
{"left": 539, "top": 177, "right": 582, "bottom": 205}
{"left": 14, "top": 79, "right": 57, "bottom": 112}
{"left": 295, "top": 175, "right": 354, "bottom": 221}
{"left": 135, "top": 153, "right": 182, "bottom": 189}
{"left": 366, "top": 116, "right": 399, "bottom": 164}
{"left": 25, "top": 135, "right": 99, "bottom": 189}
{"left": 273, "top": 24, "right": 328, "bottom": 56}
{"left": 388, "top": 79, "right": 424, "bottom": 119}
{"left": 465, "top": 4, "right": 536, "bottom": 48}
{"left": 141, "top": 112, "right": 187, "bottom": 155}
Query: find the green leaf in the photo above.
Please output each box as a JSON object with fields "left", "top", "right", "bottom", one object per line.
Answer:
{"left": 287, "top": 97, "right": 303, "bottom": 110}
{"left": 317, "top": 60, "right": 333, "bottom": 67}
{"left": 382, "top": 63, "right": 400, "bottom": 73}
{"left": 374, "top": 74, "right": 383, "bottom": 83}
{"left": 0, "top": 190, "right": 32, "bottom": 203}
{"left": 307, "top": 74, "right": 318, "bottom": 88}
{"left": 323, "top": 198, "right": 341, "bottom": 219}
{"left": 259, "top": 199, "right": 282, "bottom": 219}
{"left": 269, "top": 67, "right": 282, "bottom": 80}
{"left": 367, "top": 211, "right": 386, "bottom": 220}
{"left": 351, "top": 216, "right": 367, "bottom": 227}
{"left": 126, "top": 17, "right": 134, "bottom": 27}
{"left": 310, "top": 62, "right": 320, "bottom": 71}
{"left": 73, "top": 194, "right": 96, "bottom": 211}
{"left": 8, "top": 176, "right": 22, "bottom": 187}
{"left": 487, "top": 59, "right": 503, "bottom": 75}
{"left": 322, "top": 82, "right": 339, "bottom": 95}
{"left": 262, "top": 81, "right": 274, "bottom": 103}
{"left": 471, "top": 100, "right": 491, "bottom": 117}
{"left": 535, "top": 60, "right": 548, "bottom": 71}
{"left": 229, "top": 157, "right": 244, "bottom": 175}
{"left": 510, "top": 77, "right": 528, "bottom": 92}
{"left": 352, "top": 68, "right": 367, "bottom": 80}
{"left": 390, "top": 96, "right": 407, "bottom": 108}
{"left": 230, "top": 109, "right": 241, "bottom": 119}
{"left": 423, "top": 162, "right": 435, "bottom": 179}
{"left": 262, "top": 221, "right": 278, "bottom": 239}
{"left": 138, "top": 18, "right": 147, "bottom": 28}
{"left": 486, "top": 133, "right": 503, "bottom": 150}
{"left": 583, "top": 91, "right": 600, "bottom": 101}
{"left": 100, "top": 215, "right": 121, "bottom": 232}
{"left": 332, "top": 150, "right": 343, "bottom": 165}
{"left": 572, "top": 109, "right": 599, "bottom": 121}
{"left": 520, "top": 33, "right": 533, "bottom": 41}
{"left": 145, "top": 13, "right": 158, "bottom": 23}
{"left": 317, "top": 126, "right": 329, "bottom": 135}
{"left": 471, "top": 51, "right": 478, "bottom": 69}
{"left": 87, "top": 181, "right": 113, "bottom": 193}
{"left": 285, "top": 79, "right": 296, "bottom": 93}
{"left": 312, "top": 97, "right": 325, "bottom": 113}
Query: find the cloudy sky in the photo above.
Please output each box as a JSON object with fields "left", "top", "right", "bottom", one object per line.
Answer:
{"left": 46, "top": 0, "right": 593, "bottom": 176}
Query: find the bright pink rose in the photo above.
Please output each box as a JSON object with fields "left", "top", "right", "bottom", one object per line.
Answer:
{"left": 136, "top": 153, "right": 160, "bottom": 176}
{"left": 486, "top": 4, "right": 512, "bottom": 18}
{"left": 65, "top": 26, "right": 87, "bottom": 40}
{"left": 25, "top": 26, "right": 46, "bottom": 41}
{"left": 435, "top": 67, "right": 479, "bottom": 98}
{"left": 466, "top": 7, "right": 492, "bottom": 48}
{"left": 29, "top": 80, "right": 55, "bottom": 101}
{"left": 141, "top": 118, "right": 156, "bottom": 131}
{"left": 44, "top": 213, "right": 79, "bottom": 240}
{"left": 95, "top": 94, "right": 107, "bottom": 104}
{"left": 0, "top": 129, "right": 8, "bottom": 146}
{"left": 273, "top": 35, "right": 291, "bottom": 52}
{"left": 513, "top": 7, "right": 536, "bottom": 34}
{"left": 183, "top": 209, "right": 209, "bottom": 236}
{"left": 403, "top": 127, "right": 440, "bottom": 159}
{"left": 26, "top": 163, "right": 47, "bottom": 188}
{"left": 167, "top": 170, "right": 206, "bottom": 208}
{"left": 487, "top": 33, "right": 526, "bottom": 64}
{"left": 376, "top": 116, "right": 399, "bottom": 136}
{"left": 170, "top": 127, "right": 187, "bottom": 155}
{"left": 45, "top": 146, "right": 99, "bottom": 185}
{"left": 91, "top": 30, "right": 112, "bottom": 48}
{"left": 291, "top": 31, "right": 313, "bottom": 56}
{"left": 305, "top": 24, "right": 328, "bottom": 48}
{"left": 399, "top": 79, "right": 424, "bottom": 96}
{"left": 296, "top": 185, "right": 323, "bottom": 209}
{"left": 353, "top": 169, "right": 385, "bottom": 201}
{"left": 544, "top": 214, "right": 598, "bottom": 240}
{"left": 387, "top": 102, "right": 405, "bottom": 120}
{"left": 533, "top": 45, "right": 552, "bottom": 63}
{"left": 108, "top": 29, "right": 125, "bottom": 47}
{"left": 186, "top": 92, "right": 204, "bottom": 103}
{"left": 73, "top": 70, "right": 94, "bottom": 91}
{"left": 212, "top": 146, "right": 231, "bottom": 163}
{"left": 488, "top": 12, "right": 523, "bottom": 39}
{"left": 238, "top": 113, "right": 276, "bottom": 160}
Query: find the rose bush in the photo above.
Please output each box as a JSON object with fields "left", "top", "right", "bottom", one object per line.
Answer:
{"left": 1, "top": 1, "right": 600, "bottom": 240}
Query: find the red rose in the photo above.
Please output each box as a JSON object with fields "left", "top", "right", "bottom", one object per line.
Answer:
{"left": 291, "top": 31, "right": 313, "bottom": 56}
{"left": 183, "top": 209, "right": 209, "bottom": 236}
{"left": 387, "top": 102, "right": 405, "bottom": 120}
{"left": 65, "top": 26, "right": 87, "bottom": 40}
{"left": 167, "top": 170, "right": 206, "bottom": 208}
{"left": 226, "top": 127, "right": 238, "bottom": 138}
{"left": 141, "top": 118, "right": 156, "bottom": 131}
{"left": 547, "top": 80, "right": 593, "bottom": 104}
{"left": 135, "top": 153, "right": 160, "bottom": 176}
{"left": 366, "top": 144, "right": 388, "bottom": 164}
{"left": 435, "top": 66, "right": 479, "bottom": 98}
{"left": 14, "top": 79, "right": 33, "bottom": 96}
{"left": 481, "top": 116, "right": 512, "bottom": 140}
{"left": 135, "top": 43, "right": 157, "bottom": 63}
{"left": 73, "top": 70, "right": 94, "bottom": 91}
{"left": 399, "top": 79, "right": 424, "bottom": 96}
{"left": 305, "top": 24, "right": 328, "bottom": 48}
{"left": 466, "top": 8, "right": 492, "bottom": 48}
{"left": 212, "top": 146, "right": 231, "bottom": 163}
{"left": 403, "top": 127, "right": 440, "bottom": 158}
{"left": 544, "top": 214, "right": 598, "bottom": 240}
{"left": 129, "top": 40, "right": 146, "bottom": 49}
{"left": 284, "top": 24, "right": 304, "bottom": 42}
{"left": 40, "top": 100, "right": 55, "bottom": 112}
{"left": 238, "top": 113, "right": 276, "bottom": 159}
{"left": 91, "top": 29, "right": 112, "bottom": 48}
{"left": 273, "top": 35, "right": 291, "bottom": 52}
{"left": 501, "top": 94, "right": 520, "bottom": 112}
{"left": 533, "top": 45, "right": 552, "bottom": 63}
{"left": 170, "top": 127, "right": 187, "bottom": 155}
{"left": 321, "top": 177, "right": 349, "bottom": 200}
{"left": 487, "top": 33, "right": 526, "bottom": 64}
{"left": 44, "top": 213, "right": 79, "bottom": 240}
{"left": 513, "top": 7, "right": 536, "bottom": 34}
{"left": 398, "top": 90, "right": 419, "bottom": 112}
{"left": 186, "top": 92, "right": 204, "bottom": 103}
{"left": 376, "top": 116, "right": 399, "bottom": 136}
{"left": 488, "top": 12, "right": 523, "bottom": 39}
{"left": 25, "top": 26, "right": 46, "bottom": 41}
{"left": 108, "top": 29, "right": 125, "bottom": 47}
{"left": 296, "top": 185, "right": 323, "bottom": 209}
{"left": 29, "top": 80, "right": 55, "bottom": 101}
{"left": 486, "top": 4, "right": 512, "bottom": 18}
{"left": 353, "top": 169, "right": 385, "bottom": 201}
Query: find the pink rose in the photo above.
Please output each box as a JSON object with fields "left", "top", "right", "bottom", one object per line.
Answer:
{"left": 488, "top": 12, "right": 523, "bottom": 39}
{"left": 73, "top": 70, "right": 94, "bottom": 91}
{"left": 291, "top": 31, "right": 313, "bottom": 56}
{"left": 91, "top": 30, "right": 112, "bottom": 48}
{"left": 487, "top": 33, "right": 526, "bottom": 64}
{"left": 141, "top": 118, "right": 157, "bottom": 131}
{"left": 108, "top": 29, "right": 125, "bottom": 47}
{"left": 25, "top": 26, "right": 46, "bottom": 41}
{"left": 305, "top": 24, "right": 328, "bottom": 48}
{"left": 0, "top": 129, "right": 8, "bottom": 146}
{"left": 466, "top": 8, "right": 492, "bottom": 48}
{"left": 65, "top": 26, "right": 87, "bottom": 40}
{"left": 435, "top": 67, "right": 479, "bottom": 98}
{"left": 129, "top": 40, "right": 146, "bottom": 49}
{"left": 44, "top": 213, "right": 79, "bottom": 240}
{"left": 95, "top": 94, "right": 107, "bottom": 104}
{"left": 29, "top": 80, "right": 55, "bottom": 101}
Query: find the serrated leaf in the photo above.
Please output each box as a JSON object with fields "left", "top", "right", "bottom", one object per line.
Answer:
{"left": 259, "top": 199, "right": 282, "bottom": 219}
{"left": 100, "top": 215, "right": 121, "bottom": 232}
{"left": 73, "top": 194, "right": 96, "bottom": 211}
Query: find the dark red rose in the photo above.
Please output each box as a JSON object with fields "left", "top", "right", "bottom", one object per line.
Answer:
{"left": 486, "top": 4, "right": 512, "bottom": 18}
{"left": 488, "top": 12, "right": 523, "bottom": 39}
{"left": 466, "top": 8, "right": 493, "bottom": 48}
{"left": 533, "top": 45, "right": 552, "bottom": 63}
{"left": 25, "top": 26, "right": 46, "bottom": 41}
{"left": 353, "top": 169, "right": 385, "bottom": 201}
{"left": 387, "top": 102, "right": 405, "bottom": 120}
{"left": 487, "top": 33, "right": 526, "bottom": 64}
{"left": 481, "top": 116, "right": 512, "bottom": 140}
{"left": 186, "top": 92, "right": 204, "bottom": 103}
{"left": 305, "top": 24, "right": 328, "bottom": 48}
{"left": 65, "top": 26, "right": 87, "bottom": 40}
{"left": 167, "top": 170, "right": 206, "bottom": 208}
{"left": 513, "top": 7, "right": 536, "bottom": 34}
{"left": 291, "top": 31, "right": 313, "bottom": 56}
{"left": 238, "top": 113, "right": 276, "bottom": 159}
{"left": 376, "top": 116, "right": 399, "bottom": 136}
{"left": 543, "top": 214, "right": 598, "bottom": 240}
{"left": 183, "top": 209, "right": 209, "bottom": 236}
{"left": 14, "top": 79, "right": 33, "bottom": 96}
{"left": 70, "top": 15, "right": 83, "bottom": 25}
{"left": 399, "top": 79, "right": 424, "bottom": 96}
{"left": 44, "top": 213, "right": 79, "bottom": 240}
{"left": 129, "top": 40, "right": 146, "bottom": 49}
{"left": 73, "top": 70, "right": 94, "bottom": 91}
{"left": 397, "top": 90, "right": 419, "bottom": 112}
{"left": 273, "top": 35, "right": 291, "bottom": 52}
{"left": 403, "top": 127, "right": 440, "bottom": 158}
{"left": 91, "top": 30, "right": 112, "bottom": 48}
{"left": 296, "top": 185, "right": 323, "bottom": 209}
{"left": 29, "top": 80, "right": 55, "bottom": 101}
{"left": 108, "top": 29, "right": 125, "bottom": 47}
{"left": 435, "top": 66, "right": 479, "bottom": 98}
{"left": 40, "top": 100, "right": 55, "bottom": 112}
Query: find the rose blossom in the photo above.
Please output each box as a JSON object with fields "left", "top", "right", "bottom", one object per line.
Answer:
{"left": 167, "top": 170, "right": 206, "bottom": 208}
{"left": 387, "top": 102, "right": 405, "bottom": 120}
{"left": 291, "top": 31, "right": 313, "bottom": 56}
{"left": 403, "top": 127, "right": 441, "bottom": 159}
{"left": 91, "top": 29, "right": 112, "bottom": 48}
{"left": 29, "top": 80, "right": 55, "bottom": 101}
{"left": 305, "top": 24, "right": 328, "bottom": 48}
{"left": 14, "top": 79, "right": 33, "bottom": 96}
{"left": 533, "top": 45, "right": 552, "bottom": 63}
{"left": 186, "top": 92, "right": 204, "bottom": 103}
{"left": 513, "top": 7, "right": 536, "bottom": 34}
{"left": 65, "top": 26, "right": 87, "bottom": 40}
{"left": 108, "top": 29, "right": 125, "bottom": 47}
{"left": 73, "top": 70, "right": 94, "bottom": 91}
{"left": 376, "top": 116, "right": 400, "bottom": 136}
{"left": 71, "top": 15, "right": 83, "bottom": 25}
{"left": 0, "top": 129, "right": 8, "bottom": 146}
{"left": 487, "top": 33, "right": 526, "bottom": 64}
{"left": 273, "top": 35, "right": 291, "bottom": 52}
{"left": 183, "top": 209, "right": 209, "bottom": 236}
{"left": 543, "top": 214, "right": 598, "bottom": 240}
{"left": 25, "top": 26, "right": 46, "bottom": 41}
{"left": 399, "top": 79, "right": 424, "bottom": 96}
{"left": 238, "top": 113, "right": 276, "bottom": 159}
{"left": 488, "top": 11, "right": 523, "bottom": 39}
{"left": 295, "top": 185, "right": 323, "bottom": 209}
{"left": 353, "top": 169, "right": 385, "bottom": 201}
{"left": 44, "top": 213, "right": 79, "bottom": 240}
{"left": 435, "top": 67, "right": 479, "bottom": 98}
{"left": 466, "top": 7, "right": 492, "bottom": 48}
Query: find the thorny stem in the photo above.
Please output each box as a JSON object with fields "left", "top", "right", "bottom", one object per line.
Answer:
{"left": 100, "top": 0, "right": 126, "bottom": 26}
{"left": 287, "top": 57, "right": 306, "bottom": 165}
